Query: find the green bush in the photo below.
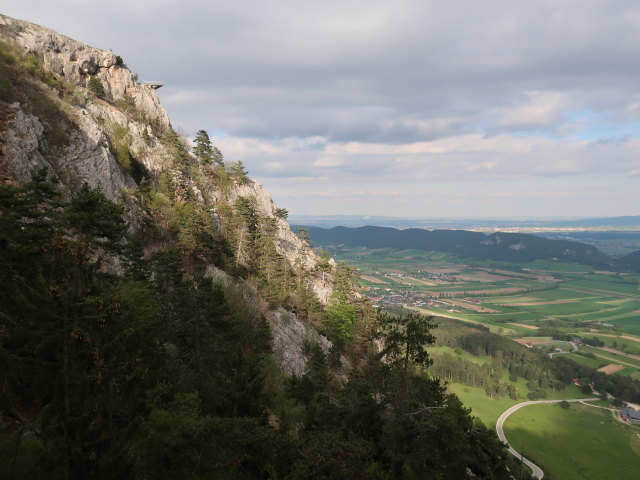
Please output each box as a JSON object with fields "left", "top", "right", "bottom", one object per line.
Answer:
{"left": 0, "top": 41, "right": 16, "bottom": 65}
{"left": 87, "top": 76, "right": 105, "bottom": 98}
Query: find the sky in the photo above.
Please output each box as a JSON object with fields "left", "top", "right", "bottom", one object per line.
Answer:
{"left": 3, "top": 1, "right": 640, "bottom": 218}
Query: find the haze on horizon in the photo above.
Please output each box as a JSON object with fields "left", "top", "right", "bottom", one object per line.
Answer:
{"left": 4, "top": 1, "right": 639, "bottom": 218}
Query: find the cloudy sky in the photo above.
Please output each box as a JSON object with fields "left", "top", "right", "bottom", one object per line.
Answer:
{"left": 3, "top": 1, "right": 640, "bottom": 218}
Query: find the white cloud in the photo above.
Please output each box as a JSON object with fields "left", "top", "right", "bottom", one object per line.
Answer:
{"left": 3, "top": 1, "right": 640, "bottom": 216}
{"left": 313, "top": 157, "right": 345, "bottom": 168}
{"left": 498, "top": 91, "right": 568, "bottom": 129}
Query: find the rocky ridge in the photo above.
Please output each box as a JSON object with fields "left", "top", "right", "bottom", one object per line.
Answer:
{"left": 0, "top": 13, "right": 333, "bottom": 374}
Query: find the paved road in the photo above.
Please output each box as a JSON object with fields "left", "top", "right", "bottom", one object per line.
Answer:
{"left": 495, "top": 397, "right": 598, "bottom": 479}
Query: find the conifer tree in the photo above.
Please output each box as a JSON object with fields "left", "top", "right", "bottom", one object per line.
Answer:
{"left": 193, "top": 129, "right": 214, "bottom": 164}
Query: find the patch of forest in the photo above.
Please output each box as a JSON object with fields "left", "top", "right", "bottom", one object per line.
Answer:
{"left": 431, "top": 318, "right": 640, "bottom": 404}
{"left": 0, "top": 172, "right": 518, "bottom": 479}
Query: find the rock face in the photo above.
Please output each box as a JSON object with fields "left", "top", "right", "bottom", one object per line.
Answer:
{"left": 206, "top": 266, "right": 332, "bottom": 376}
{"left": 0, "top": 13, "right": 334, "bottom": 375}
{"left": 230, "top": 181, "right": 334, "bottom": 303}
{"left": 0, "top": 14, "right": 169, "bottom": 127}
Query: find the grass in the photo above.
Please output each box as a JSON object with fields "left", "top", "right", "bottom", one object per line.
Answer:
{"left": 575, "top": 333, "right": 640, "bottom": 356}
{"left": 338, "top": 246, "right": 640, "bottom": 336}
{"left": 447, "top": 381, "right": 584, "bottom": 428}
{"left": 564, "top": 353, "right": 608, "bottom": 369}
{"left": 448, "top": 383, "right": 520, "bottom": 427}
{"left": 504, "top": 403, "right": 640, "bottom": 480}
{"left": 581, "top": 346, "right": 640, "bottom": 369}
{"left": 608, "top": 316, "right": 640, "bottom": 334}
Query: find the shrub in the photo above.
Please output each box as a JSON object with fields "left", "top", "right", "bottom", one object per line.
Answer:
{"left": 108, "top": 122, "right": 149, "bottom": 184}
{"left": 0, "top": 41, "right": 16, "bottom": 65}
{"left": 274, "top": 207, "right": 288, "bottom": 220}
{"left": 114, "top": 94, "right": 137, "bottom": 115}
{"left": 87, "top": 76, "right": 105, "bottom": 99}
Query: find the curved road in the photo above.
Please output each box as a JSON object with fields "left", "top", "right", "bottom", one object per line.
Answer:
{"left": 495, "top": 397, "right": 598, "bottom": 479}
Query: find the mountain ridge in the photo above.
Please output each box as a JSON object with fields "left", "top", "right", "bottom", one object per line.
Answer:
{"left": 299, "top": 224, "right": 640, "bottom": 271}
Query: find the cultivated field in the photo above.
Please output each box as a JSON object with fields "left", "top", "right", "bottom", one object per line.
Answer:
{"left": 334, "top": 246, "right": 640, "bottom": 378}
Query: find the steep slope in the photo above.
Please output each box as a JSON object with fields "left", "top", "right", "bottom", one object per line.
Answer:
{"left": 0, "top": 13, "right": 334, "bottom": 374}
{"left": 303, "top": 225, "right": 614, "bottom": 268}
{"left": 0, "top": 15, "right": 517, "bottom": 479}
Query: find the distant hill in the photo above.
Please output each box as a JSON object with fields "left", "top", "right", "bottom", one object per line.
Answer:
{"left": 555, "top": 216, "right": 640, "bottom": 228}
{"left": 616, "top": 250, "right": 640, "bottom": 272}
{"left": 300, "top": 225, "right": 615, "bottom": 268}
{"left": 290, "top": 215, "right": 640, "bottom": 230}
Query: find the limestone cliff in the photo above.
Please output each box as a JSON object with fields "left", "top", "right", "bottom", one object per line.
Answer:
{"left": 0, "top": 13, "right": 334, "bottom": 375}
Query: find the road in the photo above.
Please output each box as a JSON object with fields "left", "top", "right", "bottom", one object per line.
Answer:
{"left": 495, "top": 397, "right": 598, "bottom": 479}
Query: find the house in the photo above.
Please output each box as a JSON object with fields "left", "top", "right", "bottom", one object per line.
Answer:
{"left": 524, "top": 343, "right": 534, "bottom": 349}
{"left": 620, "top": 407, "right": 640, "bottom": 424}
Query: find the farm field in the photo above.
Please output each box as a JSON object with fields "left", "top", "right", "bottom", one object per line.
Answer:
{"left": 329, "top": 246, "right": 640, "bottom": 478}
{"left": 331, "top": 247, "right": 640, "bottom": 335}
{"left": 503, "top": 403, "right": 640, "bottom": 480}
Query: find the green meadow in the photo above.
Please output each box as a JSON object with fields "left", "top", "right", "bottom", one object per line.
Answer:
{"left": 448, "top": 381, "right": 586, "bottom": 428}
{"left": 504, "top": 403, "right": 640, "bottom": 480}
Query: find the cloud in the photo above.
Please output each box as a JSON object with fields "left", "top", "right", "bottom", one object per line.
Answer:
{"left": 4, "top": 1, "right": 640, "bottom": 216}
{"left": 313, "top": 157, "right": 345, "bottom": 168}
{"left": 497, "top": 91, "right": 568, "bottom": 130}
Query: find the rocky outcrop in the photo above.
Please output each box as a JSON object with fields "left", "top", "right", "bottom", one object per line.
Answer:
{"left": 0, "top": 13, "right": 335, "bottom": 375}
{"left": 206, "top": 265, "right": 331, "bottom": 376}
{"left": 230, "top": 181, "right": 334, "bottom": 303}
{"left": 0, "top": 14, "right": 170, "bottom": 128}
{"left": 1, "top": 103, "right": 46, "bottom": 182}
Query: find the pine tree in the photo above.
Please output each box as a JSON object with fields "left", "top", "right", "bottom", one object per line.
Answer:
{"left": 87, "top": 76, "right": 105, "bottom": 98}
{"left": 193, "top": 129, "right": 214, "bottom": 164}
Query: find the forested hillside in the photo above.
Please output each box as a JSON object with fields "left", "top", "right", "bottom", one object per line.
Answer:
{"left": 0, "top": 14, "right": 517, "bottom": 479}
{"left": 301, "top": 225, "right": 619, "bottom": 270}
{"left": 430, "top": 318, "right": 640, "bottom": 404}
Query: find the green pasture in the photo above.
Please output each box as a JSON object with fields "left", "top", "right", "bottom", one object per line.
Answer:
{"left": 574, "top": 334, "right": 640, "bottom": 356}
{"left": 575, "top": 301, "right": 640, "bottom": 321}
{"left": 449, "top": 383, "right": 521, "bottom": 427}
{"left": 519, "top": 300, "right": 607, "bottom": 316}
{"left": 503, "top": 403, "right": 640, "bottom": 480}
{"left": 564, "top": 353, "right": 609, "bottom": 370}
{"left": 581, "top": 346, "right": 640, "bottom": 369}
{"left": 449, "top": 382, "right": 585, "bottom": 428}
{"left": 469, "top": 259, "right": 593, "bottom": 274}
{"left": 613, "top": 367, "right": 640, "bottom": 378}
{"left": 563, "top": 277, "right": 640, "bottom": 296}
{"left": 524, "top": 288, "right": 597, "bottom": 301}
{"left": 607, "top": 316, "right": 640, "bottom": 334}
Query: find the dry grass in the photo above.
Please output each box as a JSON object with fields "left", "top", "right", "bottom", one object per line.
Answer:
{"left": 514, "top": 338, "right": 552, "bottom": 345}
{"left": 509, "top": 322, "right": 540, "bottom": 330}
{"left": 503, "top": 300, "right": 579, "bottom": 306}
{"left": 597, "top": 364, "right": 625, "bottom": 375}
{"left": 360, "top": 275, "right": 387, "bottom": 284}
{"left": 455, "top": 272, "right": 513, "bottom": 282}
{"left": 444, "top": 298, "right": 499, "bottom": 312}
